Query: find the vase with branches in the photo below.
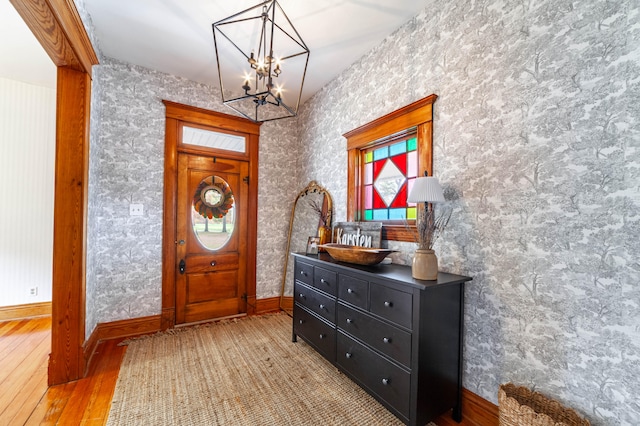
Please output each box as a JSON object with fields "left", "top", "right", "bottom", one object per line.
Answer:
{"left": 308, "top": 199, "right": 331, "bottom": 250}
{"left": 412, "top": 203, "right": 451, "bottom": 250}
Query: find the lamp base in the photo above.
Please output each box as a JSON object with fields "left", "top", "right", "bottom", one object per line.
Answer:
{"left": 412, "top": 249, "right": 438, "bottom": 280}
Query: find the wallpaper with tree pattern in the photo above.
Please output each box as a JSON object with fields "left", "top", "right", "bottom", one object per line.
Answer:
{"left": 297, "top": 1, "right": 640, "bottom": 424}
{"left": 75, "top": 0, "right": 639, "bottom": 423}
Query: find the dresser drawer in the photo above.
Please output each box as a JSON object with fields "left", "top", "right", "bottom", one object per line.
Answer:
{"left": 294, "top": 282, "right": 336, "bottom": 323}
{"left": 295, "top": 260, "right": 314, "bottom": 286}
{"left": 294, "top": 304, "right": 336, "bottom": 361}
{"left": 338, "top": 274, "right": 368, "bottom": 309}
{"left": 337, "top": 331, "right": 410, "bottom": 418}
{"left": 370, "top": 283, "right": 413, "bottom": 329}
{"left": 337, "top": 303, "right": 411, "bottom": 368}
{"left": 314, "top": 266, "right": 337, "bottom": 296}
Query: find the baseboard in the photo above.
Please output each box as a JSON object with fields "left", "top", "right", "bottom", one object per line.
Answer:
{"left": 254, "top": 296, "right": 282, "bottom": 313}
{"left": 84, "top": 314, "right": 162, "bottom": 373}
{"left": 83, "top": 298, "right": 284, "bottom": 368}
{"left": 434, "top": 388, "right": 498, "bottom": 426}
{"left": 279, "top": 296, "right": 293, "bottom": 312}
{"left": 0, "top": 302, "right": 52, "bottom": 321}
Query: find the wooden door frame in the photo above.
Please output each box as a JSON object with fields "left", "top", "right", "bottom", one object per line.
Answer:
{"left": 161, "top": 101, "right": 261, "bottom": 330}
{"left": 9, "top": 0, "right": 99, "bottom": 385}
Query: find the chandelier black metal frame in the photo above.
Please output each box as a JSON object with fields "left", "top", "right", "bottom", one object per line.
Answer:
{"left": 213, "top": 1, "right": 310, "bottom": 122}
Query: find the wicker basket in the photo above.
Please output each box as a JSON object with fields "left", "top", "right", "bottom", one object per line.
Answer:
{"left": 499, "top": 383, "right": 590, "bottom": 426}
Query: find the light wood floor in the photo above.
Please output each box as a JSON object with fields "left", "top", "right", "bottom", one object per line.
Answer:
{"left": 0, "top": 317, "right": 126, "bottom": 425}
{"left": 0, "top": 316, "right": 477, "bottom": 426}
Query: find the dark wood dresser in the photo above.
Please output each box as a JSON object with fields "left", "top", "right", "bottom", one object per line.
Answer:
{"left": 291, "top": 252, "right": 472, "bottom": 425}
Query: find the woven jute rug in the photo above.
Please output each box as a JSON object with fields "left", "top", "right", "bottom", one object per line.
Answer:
{"left": 106, "top": 312, "right": 420, "bottom": 426}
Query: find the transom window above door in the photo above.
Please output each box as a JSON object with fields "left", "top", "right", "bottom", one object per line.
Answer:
{"left": 181, "top": 125, "right": 246, "bottom": 154}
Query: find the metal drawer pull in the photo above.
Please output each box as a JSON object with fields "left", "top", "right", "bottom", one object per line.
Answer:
{"left": 383, "top": 337, "right": 391, "bottom": 343}
{"left": 299, "top": 293, "right": 305, "bottom": 299}
{"left": 345, "top": 352, "right": 352, "bottom": 358}
{"left": 384, "top": 301, "right": 393, "bottom": 307}
{"left": 346, "top": 318, "right": 353, "bottom": 324}
{"left": 320, "top": 278, "right": 326, "bottom": 284}
{"left": 299, "top": 319, "right": 304, "bottom": 324}
{"left": 382, "top": 378, "right": 390, "bottom": 385}
{"left": 319, "top": 304, "right": 325, "bottom": 310}
{"left": 347, "top": 288, "right": 354, "bottom": 294}
{"left": 210, "top": 261, "right": 216, "bottom": 266}
{"left": 300, "top": 270, "right": 305, "bottom": 275}
{"left": 319, "top": 334, "right": 325, "bottom": 339}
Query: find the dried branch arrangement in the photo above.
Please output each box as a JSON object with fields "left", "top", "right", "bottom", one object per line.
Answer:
{"left": 413, "top": 203, "right": 451, "bottom": 250}
{"left": 308, "top": 199, "right": 329, "bottom": 227}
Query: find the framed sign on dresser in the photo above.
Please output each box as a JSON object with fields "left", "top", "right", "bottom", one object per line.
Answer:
{"left": 291, "top": 252, "right": 472, "bottom": 425}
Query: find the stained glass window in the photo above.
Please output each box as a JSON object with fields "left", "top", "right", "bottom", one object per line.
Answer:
{"left": 362, "top": 136, "right": 418, "bottom": 222}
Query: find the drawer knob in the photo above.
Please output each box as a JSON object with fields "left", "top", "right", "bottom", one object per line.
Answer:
{"left": 384, "top": 301, "right": 393, "bottom": 307}
{"left": 319, "top": 304, "right": 325, "bottom": 310}
{"left": 347, "top": 288, "right": 354, "bottom": 294}
{"left": 346, "top": 318, "right": 353, "bottom": 324}
{"left": 300, "top": 270, "right": 305, "bottom": 275}
{"left": 299, "top": 319, "right": 304, "bottom": 324}
{"left": 320, "top": 278, "right": 326, "bottom": 283}
{"left": 210, "top": 261, "right": 216, "bottom": 267}
{"left": 299, "top": 293, "right": 305, "bottom": 299}
{"left": 382, "top": 378, "right": 390, "bottom": 385}
{"left": 383, "top": 337, "right": 391, "bottom": 344}
{"left": 345, "top": 352, "right": 352, "bottom": 359}
{"left": 319, "top": 334, "right": 325, "bottom": 339}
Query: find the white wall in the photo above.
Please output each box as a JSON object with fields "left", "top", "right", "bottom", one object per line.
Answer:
{"left": 0, "top": 77, "right": 56, "bottom": 307}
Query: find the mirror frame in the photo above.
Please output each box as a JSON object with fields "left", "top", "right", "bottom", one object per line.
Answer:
{"left": 279, "top": 181, "right": 333, "bottom": 314}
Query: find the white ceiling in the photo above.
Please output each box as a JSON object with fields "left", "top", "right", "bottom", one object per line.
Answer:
{"left": 85, "top": 0, "right": 428, "bottom": 104}
{"left": 2, "top": 1, "right": 427, "bottom": 102}
{"left": 0, "top": 0, "right": 56, "bottom": 88}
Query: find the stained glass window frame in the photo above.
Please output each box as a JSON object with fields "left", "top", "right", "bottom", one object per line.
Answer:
{"left": 343, "top": 95, "right": 437, "bottom": 242}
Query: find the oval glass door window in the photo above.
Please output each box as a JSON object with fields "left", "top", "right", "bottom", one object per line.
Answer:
{"left": 192, "top": 175, "right": 235, "bottom": 250}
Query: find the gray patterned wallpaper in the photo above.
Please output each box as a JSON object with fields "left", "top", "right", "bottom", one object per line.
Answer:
{"left": 297, "top": 0, "right": 640, "bottom": 424}
{"left": 76, "top": 0, "right": 640, "bottom": 423}
{"left": 83, "top": 56, "right": 299, "bottom": 331}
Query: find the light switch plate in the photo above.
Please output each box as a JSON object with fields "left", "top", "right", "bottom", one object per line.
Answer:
{"left": 130, "top": 203, "right": 144, "bottom": 216}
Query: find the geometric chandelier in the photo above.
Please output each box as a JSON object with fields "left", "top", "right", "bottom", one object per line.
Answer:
{"left": 212, "top": 1, "right": 310, "bottom": 122}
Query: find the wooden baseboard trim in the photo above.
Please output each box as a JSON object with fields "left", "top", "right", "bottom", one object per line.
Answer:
{"left": 83, "top": 298, "right": 284, "bottom": 370}
{"left": 0, "top": 302, "right": 52, "bottom": 321}
{"left": 280, "top": 296, "right": 293, "bottom": 312}
{"left": 254, "top": 296, "right": 281, "bottom": 314}
{"left": 435, "top": 388, "right": 498, "bottom": 426}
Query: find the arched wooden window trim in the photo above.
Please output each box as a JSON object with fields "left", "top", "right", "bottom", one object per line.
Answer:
{"left": 344, "top": 94, "right": 437, "bottom": 242}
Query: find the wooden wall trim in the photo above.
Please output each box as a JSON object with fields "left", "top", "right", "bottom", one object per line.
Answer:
{"left": 343, "top": 94, "right": 437, "bottom": 150}
{"left": 435, "top": 388, "right": 499, "bottom": 426}
{"left": 11, "top": 0, "right": 99, "bottom": 387}
{"left": 0, "top": 302, "right": 52, "bottom": 321}
{"left": 83, "top": 304, "right": 283, "bottom": 367}
{"left": 48, "top": 67, "right": 91, "bottom": 386}
{"left": 254, "top": 297, "right": 283, "bottom": 314}
{"left": 9, "top": 0, "right": 98, "bottom": 75}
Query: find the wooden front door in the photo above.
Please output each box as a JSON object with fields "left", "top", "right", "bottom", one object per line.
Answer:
{"left": 175, "top": 153, "right": 249, "bottom": 324}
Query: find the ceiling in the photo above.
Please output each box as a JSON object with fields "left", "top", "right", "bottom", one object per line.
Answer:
{"left": 0, "top": 0, "right": 56, "bottom": 88}
{"left": 84, "top": 0, "right": 428, "bottom": 104}
{"left": 2, "top": 1, "right": 427, "bottom": 103}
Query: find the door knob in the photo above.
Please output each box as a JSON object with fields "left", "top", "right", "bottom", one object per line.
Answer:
{"left": 179, "top": 259, "right": 186, "bottom": 274}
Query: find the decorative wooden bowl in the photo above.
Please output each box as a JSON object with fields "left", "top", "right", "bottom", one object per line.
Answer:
{"left": 319, "top": 243, "right": 396, "bottom": 265}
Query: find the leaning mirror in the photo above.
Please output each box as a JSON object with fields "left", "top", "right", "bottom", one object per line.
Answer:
{"left": 280, "top": 181, "right": 333, "bottom": 315}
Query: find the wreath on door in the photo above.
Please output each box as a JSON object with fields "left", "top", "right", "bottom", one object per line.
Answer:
{"left": 193, "top": 176, "right": 234, "bottom": 219}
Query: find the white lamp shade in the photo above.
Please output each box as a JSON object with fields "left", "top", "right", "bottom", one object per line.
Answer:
{"left": 407, "top": 176, "right": 445, "bottom": 203}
